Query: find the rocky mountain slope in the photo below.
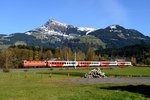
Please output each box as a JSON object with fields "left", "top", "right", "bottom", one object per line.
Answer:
{"left": 0, "top": 19, "right": 150, "bottom": 51}
{"left": 89, "top": 25, "right": 150, "bottom": 48}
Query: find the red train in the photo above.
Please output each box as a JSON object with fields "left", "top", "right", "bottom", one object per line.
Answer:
{"left": 23, "top": 60, "right": 132, "bottom": 67}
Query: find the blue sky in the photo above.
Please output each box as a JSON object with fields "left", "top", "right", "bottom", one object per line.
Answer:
{"left": 0, "top": 0, "right": 150, "bottom": 36}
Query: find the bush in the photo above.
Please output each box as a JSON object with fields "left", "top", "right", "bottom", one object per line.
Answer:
{"left": 3, "top": 68, "right": 10, "bottom": 73}
{"left": 24, "top": 69, "right": 28, "bottom": 72}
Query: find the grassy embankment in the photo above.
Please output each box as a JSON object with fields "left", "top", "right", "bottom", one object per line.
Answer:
{"left": 0, "top": 66, "right": 149, "bottom": 100}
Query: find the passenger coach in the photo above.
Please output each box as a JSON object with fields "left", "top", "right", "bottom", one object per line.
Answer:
{"left": 22, "top": 60, "right": 132, "bottom": 67}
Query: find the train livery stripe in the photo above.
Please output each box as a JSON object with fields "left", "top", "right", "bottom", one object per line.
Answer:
{"left": 23, "top": 60, "right": 132, "bottom": 67}
{"left": 100, "top": 62, "right": 111, "bottom": 66}
{"left": 48, "top": 62, "right": 65, "bottom": 67}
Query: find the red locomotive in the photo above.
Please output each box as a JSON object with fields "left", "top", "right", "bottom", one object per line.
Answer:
{"left": 23, "top": 60, "right": 47, "bottom": 67}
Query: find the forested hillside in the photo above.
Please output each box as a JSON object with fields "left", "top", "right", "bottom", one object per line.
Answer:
{"left": 0, "top": 44, "right": 150, "bottom": 69}
{"left": 96, "top": 44, "right": 150, "bottom": 65}
{"left": 0, "top": 45, "right": 99, "bottom": 68}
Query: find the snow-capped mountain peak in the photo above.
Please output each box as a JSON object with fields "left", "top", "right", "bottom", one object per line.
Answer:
{"left": 78, "top": 27, "right": 97, "bottom": 35}
{"left": 26, "top": 19, "right": 98, "bottom": 38}
{"left": 107, "top": 25, "right": 126, "bottom": 33}
{"left": 2, "top": 19, "right": 150, "bottom": 50}
{"left": 109, "top": 25, "right": 117, "bottom": 29}
{"left": 34, "top": 19, "right": 69, "bottom": 37}
{"left": 78, "top": 27, "right": 96, "bottom": 32}
{"left": 44, "top": 19, "right": 68, "bottom": 28}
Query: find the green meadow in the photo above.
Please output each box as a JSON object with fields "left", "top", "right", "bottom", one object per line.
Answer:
{"left": 0, "top": 67, "right": 150, "bottom": 100}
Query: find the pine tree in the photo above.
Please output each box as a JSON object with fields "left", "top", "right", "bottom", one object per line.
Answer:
{"left": 131, "top": 56, "right": 137, "bottom": 66}
{"left": 86, "top": 48, "right": 95, "bottom": 61}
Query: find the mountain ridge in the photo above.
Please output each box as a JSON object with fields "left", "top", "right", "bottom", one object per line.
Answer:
{"left": 0, "top": 19, "right": 150, "bottom": 51}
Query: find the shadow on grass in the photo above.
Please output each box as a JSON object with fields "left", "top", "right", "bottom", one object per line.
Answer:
{"left": 101, "top": 85, "right": 150, "bottom": 98}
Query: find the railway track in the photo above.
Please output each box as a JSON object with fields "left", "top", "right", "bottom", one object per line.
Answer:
{"left": 0, "top": 66, "right": 118, "bottom": 72}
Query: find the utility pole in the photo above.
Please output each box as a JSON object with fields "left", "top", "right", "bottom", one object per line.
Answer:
{"left": 74, "top": 52, "right": 76, "bottom": 61}
{"left": 5, "top": 50, "right": 8, "bottom": 69}
{"left": 74, "top": 52, "right": 77, "bottom": 69}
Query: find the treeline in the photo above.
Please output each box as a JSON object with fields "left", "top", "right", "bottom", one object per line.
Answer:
{"left": 96, "top": 44, "right": 150, "bottom": 65}
{"left": 0, "top": 45, "right": 101, "bottom": 68}
{"left": 0, "top": 44, "right": 150, "bottom": 69}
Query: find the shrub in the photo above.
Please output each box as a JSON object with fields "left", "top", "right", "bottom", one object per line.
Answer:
{"left": 3, "top": 68, "right": 10, "bottom": 73}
